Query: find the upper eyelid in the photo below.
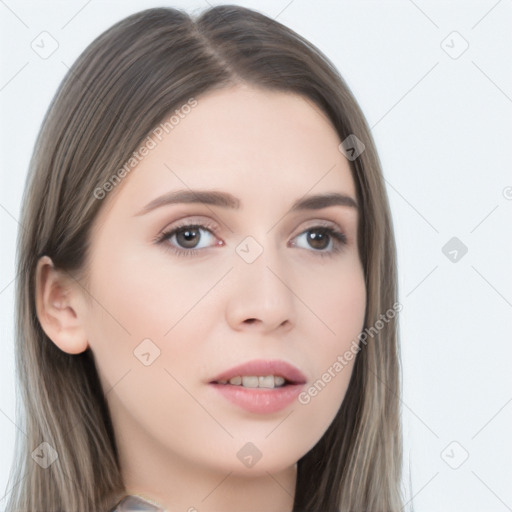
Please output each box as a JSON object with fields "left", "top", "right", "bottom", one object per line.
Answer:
{"left": 157, "top": 216, "right": 219, "bottom": 235}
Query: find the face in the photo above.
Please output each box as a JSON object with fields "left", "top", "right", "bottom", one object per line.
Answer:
{"left": 70, "top": 85, "right": 366, "bottom": 481}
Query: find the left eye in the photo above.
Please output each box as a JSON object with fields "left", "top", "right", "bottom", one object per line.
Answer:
{"left": 291, "top": 226, "right": 347, "bottom": 254}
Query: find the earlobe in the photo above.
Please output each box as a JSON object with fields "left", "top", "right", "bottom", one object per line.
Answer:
{"left": 35, "top": 255, "right": 89, "bottom": 355}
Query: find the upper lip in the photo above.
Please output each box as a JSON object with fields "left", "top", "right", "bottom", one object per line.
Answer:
{"left": 210, "top": 359, "right": 307, "bottom": 385}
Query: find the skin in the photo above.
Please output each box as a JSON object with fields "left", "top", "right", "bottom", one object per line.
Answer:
{"left": 35, "top": 84, "right": 366, "bottom": 512}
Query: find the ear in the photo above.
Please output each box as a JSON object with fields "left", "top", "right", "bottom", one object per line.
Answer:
{"left": 35, "top": 255, "right": 89, "bottom": 354}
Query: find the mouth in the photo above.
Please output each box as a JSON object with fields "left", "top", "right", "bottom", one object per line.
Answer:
{"left": 208, "top": 359, "right": 307, "bottom": 414}
{"left": 209, "top": 359, "right": 307, "bottom": 388}
{"left": 209, "top": 359, "right": 307, "bottom": 416}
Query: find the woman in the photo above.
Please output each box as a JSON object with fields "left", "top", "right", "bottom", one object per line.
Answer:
{"left": 6, "top": 5, "right": 403, "bottom": 511}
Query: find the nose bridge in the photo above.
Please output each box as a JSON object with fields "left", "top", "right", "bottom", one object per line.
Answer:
{"left": 226, "top": 233, "right": 295, "bottom": 330}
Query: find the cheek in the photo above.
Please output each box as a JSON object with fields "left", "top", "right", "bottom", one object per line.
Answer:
{"left": 298, "top": 256, "right": 366, "bottom": 353}
{"left": 83, "top": 245, "right": 221, "bottom": 392}
{"left": 86, "top": 241, "right": 211, "bottom": 339}
{"left": 321, "top": 272, "right": 366, "bottom": 334}
{"left": 293, "top": 261, "right": 366, "bottom": 422}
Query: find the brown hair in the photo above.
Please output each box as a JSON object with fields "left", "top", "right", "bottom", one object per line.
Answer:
{"left": 5, "top": 5, "right": 403, "bottom": 511}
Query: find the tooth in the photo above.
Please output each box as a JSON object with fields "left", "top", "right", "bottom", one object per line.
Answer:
{"left": 274, "top": 376, "right": 285, "bottom": 387}
{"left": 222, "top": 375, "right": 287, "bottom": 388}
{"left": 242, "top": 376, "right": 259, "bottom": 388}
{"left": 259, "top": 375, "right": 275, "bottom": 388}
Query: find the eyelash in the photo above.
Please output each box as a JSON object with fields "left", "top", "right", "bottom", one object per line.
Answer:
{"left": 153, "top": 220, "right": 348, "bottom": 259}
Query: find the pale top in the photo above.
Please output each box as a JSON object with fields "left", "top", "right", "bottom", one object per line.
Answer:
{"left": 110, "top": 494, "right": 165, "bottom": 511}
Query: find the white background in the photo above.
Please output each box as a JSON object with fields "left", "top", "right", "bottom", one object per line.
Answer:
{"left": 1, "top": 1, "right": 512, "bottom": 510}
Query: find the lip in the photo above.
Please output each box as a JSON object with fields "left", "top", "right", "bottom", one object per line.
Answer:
{"left": 210, "top": 383, "right": 305, "bottom": 414}
{"left": 210, "top": 359, "right": 307, "bottom": 385}
{"left": 209, "top": 359, "right": 307, "bottom": 414}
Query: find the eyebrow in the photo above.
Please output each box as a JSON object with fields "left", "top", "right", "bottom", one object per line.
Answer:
{"left": 134, "top": 189, "right": 358, "bottom": 216}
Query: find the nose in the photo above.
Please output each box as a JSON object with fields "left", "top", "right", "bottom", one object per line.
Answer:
{"left": 224, "top": 241, "right": 296, "bottom": 334}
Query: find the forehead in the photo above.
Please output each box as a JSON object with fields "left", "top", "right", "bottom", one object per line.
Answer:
{"left": 98, "top": 84, "right": 356, "bottom": 219}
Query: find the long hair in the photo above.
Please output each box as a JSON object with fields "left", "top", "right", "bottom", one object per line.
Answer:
{"left": 5, "top": 5, "right": 403, "bottom": 511}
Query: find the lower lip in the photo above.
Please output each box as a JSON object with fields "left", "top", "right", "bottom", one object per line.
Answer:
{"left": 210, "top": 383, "right": 305, "bottom": 414}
